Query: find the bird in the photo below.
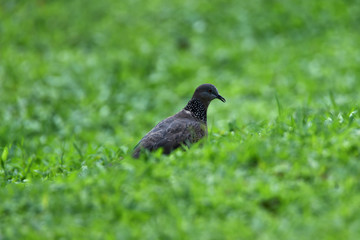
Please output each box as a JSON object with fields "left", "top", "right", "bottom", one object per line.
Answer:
{"left": 132, "top": 84, "right": 226, "bottom": 158}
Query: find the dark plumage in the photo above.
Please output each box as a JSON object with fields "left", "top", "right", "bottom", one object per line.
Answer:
{"left": 132, "top": 84, "right": 226, "bottom": 158}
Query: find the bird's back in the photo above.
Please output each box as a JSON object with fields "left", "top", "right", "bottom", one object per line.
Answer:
{"left": 132, "top": 109, "right": 207, "bottom": 158}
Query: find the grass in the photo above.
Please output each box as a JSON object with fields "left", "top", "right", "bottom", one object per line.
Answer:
{"left": 1, "top": 0, "right": 360, "bottom": 239}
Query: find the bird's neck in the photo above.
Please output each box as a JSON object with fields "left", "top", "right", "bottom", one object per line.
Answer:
{"left": 184, "top": 98, "right": 207, "bottom": 123}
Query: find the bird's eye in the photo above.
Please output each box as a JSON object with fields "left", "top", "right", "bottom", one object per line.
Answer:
{"left": 208, "top": 89, "right": 212, "bottom": 93}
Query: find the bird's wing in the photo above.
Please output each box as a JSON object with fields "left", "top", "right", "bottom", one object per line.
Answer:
{"left": 132, "top": 114, "right": 206, "bottom": 158}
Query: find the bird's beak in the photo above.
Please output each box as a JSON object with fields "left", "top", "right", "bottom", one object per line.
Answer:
{"left": 216, "top": 94, "right": 226, "bottom": 103}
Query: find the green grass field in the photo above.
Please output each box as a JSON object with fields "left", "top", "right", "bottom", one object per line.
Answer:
{"left": 1, "top": 0, "right": 360, "bottom": 239}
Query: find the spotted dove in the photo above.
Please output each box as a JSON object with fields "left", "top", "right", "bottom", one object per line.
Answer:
{"left": 132, "top": 84, "right": 226, "bottom": 158}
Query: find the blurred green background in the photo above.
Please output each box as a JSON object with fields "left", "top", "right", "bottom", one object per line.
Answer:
{"left": 1, "top": 0, "right": 359, "bottom": 148}
{"left": 1, "top": 0, "right": 360, "bottom": 239}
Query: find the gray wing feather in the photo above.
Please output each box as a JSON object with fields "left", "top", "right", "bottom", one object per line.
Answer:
{"left": 132, "top": 113, "right": 206, "bottom": 158}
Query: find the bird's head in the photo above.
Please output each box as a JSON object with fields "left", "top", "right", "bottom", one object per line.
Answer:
{"left": 193, "top": 84, "right": 226, "bottom": 105}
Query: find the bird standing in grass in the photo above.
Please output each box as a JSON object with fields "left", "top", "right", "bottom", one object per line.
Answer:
{"left": 132, "top": 84, "right": 226, "bottom": 158}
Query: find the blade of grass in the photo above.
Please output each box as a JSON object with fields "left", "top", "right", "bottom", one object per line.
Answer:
{"left": 1, "top": 146, "right": 9, "bottom": 183}
{"left": 275, "top": 93, "right": 283, "bottom": 118}
{"left": 24, "top": 156, "right": 35, "bottom": 180}
{"left": 73, "top": 143, "right": 84, "bottom": 161}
